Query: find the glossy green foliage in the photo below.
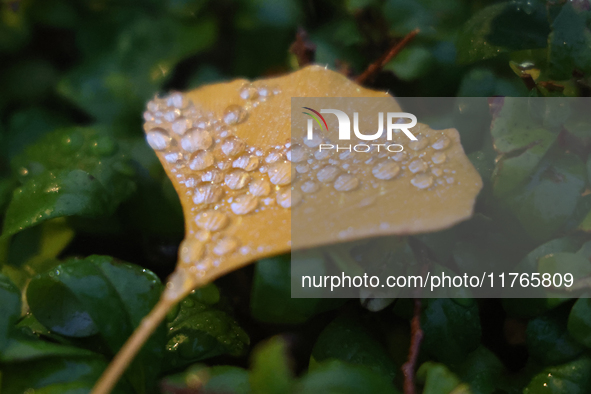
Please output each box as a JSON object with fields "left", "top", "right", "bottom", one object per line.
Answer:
{"left": 164, "top": 291, "right": 249, "bottom": 370}
{"left": 3, "top": 128, "right": 136, "bottom": 237}
{"left": 2, "top": 0, "right": 591, "bottom": 393}
{"left": 162, "top": 337, "right": 400, "bottom": 394}
{"left": 26, "top": 255, "right": 164, "bottom": 393}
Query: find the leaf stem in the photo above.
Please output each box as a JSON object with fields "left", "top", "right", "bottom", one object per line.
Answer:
{"left": 91, "top": 294, "right": 179, "bottom": 394}
{"left": 402, "top": 298, "right": 423, "bottom": 394}
{"left": 356, "top": 29, "right": 420, "bottom": 85}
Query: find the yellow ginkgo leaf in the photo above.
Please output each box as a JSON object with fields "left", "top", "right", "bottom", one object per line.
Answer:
{"left": 92, "top": 65, "right": 482, "bottom": 394}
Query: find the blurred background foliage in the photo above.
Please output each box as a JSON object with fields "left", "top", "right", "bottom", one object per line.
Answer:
{"left": 2, "top": 0, "right": 591, "bottom": 393}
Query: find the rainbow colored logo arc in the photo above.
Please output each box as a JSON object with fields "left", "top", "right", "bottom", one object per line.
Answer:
{"left": 302, "top": 107, "right": 329, "bottom": 132}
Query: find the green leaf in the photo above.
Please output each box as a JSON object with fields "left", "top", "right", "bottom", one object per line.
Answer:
{"left": 457, "top": 2, "right": 550, "bottom": 64}
{"left": 1, "top": 348, "right": 132, "bottom": 394}
{"left": 3, "top": 127, "right": 136, "bottom": 237}
{"left": 455, "top": 346, "right": 506, "bottom": 394}
{"left": 164, "top": 292, "right": 249, "bottom": 371}
{"left": 527, "top": 304, "right": 583, "bottom": 365}
{"left": 504, "top": 152, "right": 586, "bottom": 241}
{"left": 4, "top": 218, "right": 74, "bottom": 288}
{"left": 421, "top": 298, "right": 481, "bottom": 365}
{"left": 162, "top": 364, "right": 251, "bottom": 394}
{"left": 523, "top": 356, "right": 591, "bottom": 394}
{"left": 251, "top": 253, "right": 345, "bottom": 324}
{"left": 250, "top": 336, "right": 294, "bottom": 394}
{"left": 58, "top": 17, "right": 217, "bottom": 124}
{"left": 297, "top": 360, "right": 400, "bottom": 394}
{"left": 568, "top": 297, "right": 591, "bottom": 348}
{"left": 26, "top": 255, "right": 164, "bottom": 394}
{"left": 548, "top": 3, "right": 591, "bottom": 80}
{"left": 503, "top": 236, "right": 585, "bottom": 317}
{"left": 311, "top": 313, "right": 398, "bottom": 381}
{"left": 383, "top": 46, "right": 433, "bottom": 82}
{"left": 416, "top": 361, "right": 469, "bottom": 394}
{"left": 0, "top": 274, "right": 21, "bottom": 350}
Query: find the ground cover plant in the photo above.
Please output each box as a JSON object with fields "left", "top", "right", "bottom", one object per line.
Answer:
{"left": 2, "top": 0, "right": 591, "bottom": 393}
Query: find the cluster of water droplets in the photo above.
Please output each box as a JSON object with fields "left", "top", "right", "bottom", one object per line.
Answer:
{"left": 145, "top": 84, "right": 292, "bottom": 276}
{"left": 144, "top": 83, "right": 457, "bottom": 279}
{"left": 287, "top": 123, "right": 457, "bottom": 201}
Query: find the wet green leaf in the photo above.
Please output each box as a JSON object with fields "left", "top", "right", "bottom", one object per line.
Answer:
{"left": 457, "top": 2, "right": 549, "bottom": 64}
{"left": 164, "top": 292, "right": 249, "bottom": 371}
{"left": 2, "top": 127, "right": 136, "bottom": 237}
{"left": 523, "top": 356, "right": 591, "bottom": 394}
{"left": 26, "top": 255, "right": 164, "bottom": 394}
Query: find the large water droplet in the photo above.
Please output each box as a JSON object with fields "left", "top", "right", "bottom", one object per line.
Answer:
{"left": 195, "top": 210, "right": 229, "bottom": 231}
{"left": 268, "top": 162, "right": 292, "bottom": 185}
{"left": 231, "top": 194, "right": 258, "bottom": 215}
{"left": 147, "top": 100, "right": 160, "bottom": 112}
{"left": 391, "top": 152, "right": 407, "bottom": 162}
{"left": 249, "top": 178, "right": 271, "bottom": 196}
{"left": 304, "top": 133, "right": 323, "bottom": 148}
{"left": 164, "top": 109, "right": 180, "bottom": 122}
{"left": 179, "top": 238, "right": 204, "bottom": 264}
{"left": 276, "top": 188, "right": 300, "bottom": 208}
{"left": 239, "top": 85, "right": 258, "bottom": 100}
{"left": 334, "top": 174, "right": 359, "bottom": 192}
{"left": 431, "top": 167, "right": 443, "bottom": 177}
{"left": 301, "top": 180, "right": 319, "bottom": 193}
{"left": 408, "top": 136, "right": 429, "bottom": 151}
{"left": 432, "top": 136, "right": 450, "bottom": 150}
{"left": 225, "top": 169, "right": 250, "bottom": 190}
{"left": 372, "top": 161, "right": 400, "bottom": 180}
{"left": 146, "top": 128, "right": 171, "bottom": 151}
{"left": 222, "top": 105, "right": 247, "bottom": 125}
{"left": 233, "top": 154, "right": 259, "bottom": 171}
{"left": 213, "top": 237, "right": 239, "bottom": 256}
{"left": 411, "top": 174, "right": 434, "bottom": 189}
{"left": 189, "top": 150, "right": 214, "bottom": 170}
{"left": 193, "top": 184, "right": 223, "bottom": 204}
{"left": 202, "top": 169, "right": 224, "bottom": 183}
{"left": 172, "top": 117, "right": 191, "bottom": 135}
{"left": 221, "top": 136, "right": 245, "bottom": 157}
{"left": 181, "top": 128, "right": 213, "bottom": 152}
{"left": 165, "top": 151, "right": 183, "bottom": 164}
{"left": 167, "top": 92, "right": 185, "bottom": 109}
{"left": 431, "top": 152, "right": 446, "bottom": 164}
{"left": 408, "top": 159, "right": 427, "bottom": 173}
{"left": 265, "top": 150, "right": 283, "bottom": 164}
{"left": 287, "top": 145, "right": 307, "bottom": 162}
{"left": 317, "top": 165, "right": 339, "bottom": 183}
